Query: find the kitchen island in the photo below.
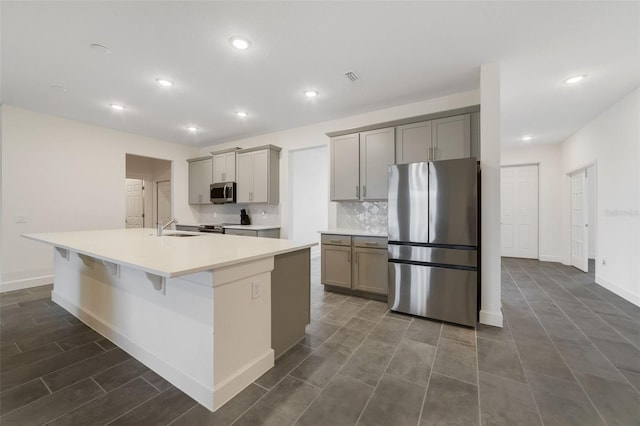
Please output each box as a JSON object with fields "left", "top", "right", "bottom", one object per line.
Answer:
{"left": 23, "top": 228, "right": 314, "bottom": 412}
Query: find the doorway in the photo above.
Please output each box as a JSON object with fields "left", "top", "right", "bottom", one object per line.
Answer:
{"left": 500, "top": 164, "right": 539, "bottom": 259}
{"left": 125, "top": 154, "right": 172, "bottom": 228}
{"left": 569, "top": 164, "right": 596, "bottom": 273}
{"left": 289, "top": 146, "right": 329, "bottom": 258}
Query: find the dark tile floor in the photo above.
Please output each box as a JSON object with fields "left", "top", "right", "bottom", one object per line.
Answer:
{"left": 1, "top": 258, "right": 639, "bottom": 425}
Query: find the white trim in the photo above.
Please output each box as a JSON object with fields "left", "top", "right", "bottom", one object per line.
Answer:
{"left": 539, "top": 255, "right": 563, "bottom": 263}
{"left": 479, "top": 309, "right": 504, "bottom": 327}
{"left": 1, "top": 275, "right": 53, "bottom": 292}
{"left": 595, "top": 275, "right": 640, "bottom": 307}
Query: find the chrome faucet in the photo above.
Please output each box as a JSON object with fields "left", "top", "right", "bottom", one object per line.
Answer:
{"left": 157, "top": 218, "right": 178, "bottom": 236}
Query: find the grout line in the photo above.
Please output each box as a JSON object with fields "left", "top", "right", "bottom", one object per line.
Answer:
{"left": 252, "top": 381, "right": 270, "bottom": 392}
{"left": 40, "top": 377, "right": 53, "bottom": 395}
{"left": 417, "top": 321, "right": 443, "bottom": 426}
{"left": 90, "top": 376, "right": 108, "bottom": 394}
{"left": 140, "top": 375, "right": 163, "bottom": 393}
{"left": 504, "top": 263, "right": 610, "bottom": 426}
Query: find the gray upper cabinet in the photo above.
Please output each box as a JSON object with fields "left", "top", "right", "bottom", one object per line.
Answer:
{"left": 395, "top": 114, "right": 471, "bottom": 163}
{"left": 188, "top": 156, "right": 213, "bottom": 205}
{"left": 330, "top": 128, "right": 394, "bottom": 201}
{"left": 395, "top": 121, "right": 432, "bottom": 164}
{"left": 236, "top": 145, "right": 280, "bottom": 204}
{"left": 330, "top": 133, "right": 360, "bottom": 201}
{"left": 212, "top": 150, "right": 237, "bottom": 183}
{"left": 360, "top": 128, "right": 395, "bottom": 200}
{"left": 431, "top": 114, "right": 471, "bottom": 161}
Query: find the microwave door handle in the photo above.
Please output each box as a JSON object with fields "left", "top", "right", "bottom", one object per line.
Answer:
{"left": 224, "top": 184, "right": 230, "bottom": 199}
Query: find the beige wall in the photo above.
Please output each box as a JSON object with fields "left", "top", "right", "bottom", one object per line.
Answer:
{"left": 1, "top": 106, "right": 200, "bottom": 290}
{"left": 560, "top": 88, "right": 639, "bottom": 305}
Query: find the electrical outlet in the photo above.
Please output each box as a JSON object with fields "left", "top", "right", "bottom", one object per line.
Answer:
{"left": 251, "top": 281, "right": 260, "bottom": 299}
{"left": 602, "top": 258, "right": 607, "bottom": 266}
{"left": 15, "top": 216, "right": 29, "bottom": 223}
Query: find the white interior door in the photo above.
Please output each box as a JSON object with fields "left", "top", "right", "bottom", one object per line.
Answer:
{"left": 501, "top": 165, "right": 539, "bottom": 258}
{"left": 157, "top": 180, "right": 171, "bottom": 226}
{"left": 571, "top": 170, "right": 589, "bottom": 272}
{"left": 125, "top": 178, "right": 144, "bottom": 228}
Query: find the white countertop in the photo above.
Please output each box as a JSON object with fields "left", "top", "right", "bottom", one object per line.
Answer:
{"left": 23, "top": 228, "right": 314, "bottom": 278}
{"left": 319, "top": 228, "right": 388, "bottom": 238}
{"left": 223, "top": 225, "right": 280, "bottom": 231}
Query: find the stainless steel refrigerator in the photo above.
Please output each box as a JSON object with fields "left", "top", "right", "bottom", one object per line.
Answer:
{"left": 387, "top": 157, "right": 478, "bottom": 327}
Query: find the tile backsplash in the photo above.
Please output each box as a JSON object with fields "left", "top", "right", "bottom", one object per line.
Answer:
{"left": 336, "top": 201, "right": 388, "bottom": 233}
{"left": 199, "top": 204, "right": 280, "bottom": 226}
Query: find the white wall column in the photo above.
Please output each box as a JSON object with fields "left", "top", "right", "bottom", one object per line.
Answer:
{"left": 479, "top": 63, "right": 503, "bottom": 327}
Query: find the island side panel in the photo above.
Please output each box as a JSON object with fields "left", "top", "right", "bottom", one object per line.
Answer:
{"left": 50, "top": 249, "right": 215, "bottom": 406}
{"left": 271, "top": 248, "right": 311, "bottom": 359}
{"left": 211, "top": 257, "right": 275, "bottom": 410}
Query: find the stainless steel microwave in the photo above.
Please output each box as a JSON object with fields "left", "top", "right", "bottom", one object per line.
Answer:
{"left": 210, "top": 182, "right": 236, "bottom": 204}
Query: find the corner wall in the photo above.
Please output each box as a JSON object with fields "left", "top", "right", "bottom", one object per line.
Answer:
{"left": 1, "top": 106, "right": 200, "bottom": 291}
{"left": 560, "top": 88, "right": 640, "bottom": 305}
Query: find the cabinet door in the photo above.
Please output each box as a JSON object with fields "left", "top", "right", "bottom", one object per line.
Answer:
{"left": 353, "top": 247, "right": 388, "bottom": 294}
{"left": 360, "top": 127, "right": 395, "bottom": 200}
{"left": 224, "top": 152, "right": 236, "bottom": 182}
{"left": 236, "top": 152, "right": 252, "bottom": 203}
{"left": 321, "top": 245, "right": 352, "bottom": 288}
{"left": 251, "top": 150, "right": 269, "bottom": 203}
{"left": 395, "top": 121, "right": 431, "bottom": 164}
{"left": 330, "top": 134, "right": 360, "bottom": 201}
{"left": 431, "top": 114, "right": 471, "bottom": 161}
{"left": 189, "top": 158, "right": 212, "bottom": 204}
{"left": 212, "top": 154, "right": 226, "bottom": 183}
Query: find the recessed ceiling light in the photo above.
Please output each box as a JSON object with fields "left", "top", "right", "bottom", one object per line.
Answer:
{"left": 90, "top": 43, "right": 111, "bottom": 55}
{"left": 229, "top": 36, "right": 251, "bottom": 50}
{"left": 305, "top": 90, "right": 319, "bottom": 98}
{"left": 236, "top": 111, "right": 248, "bottom": 118}
{"left": 50, "top": 85, "right": 68, "bottom": 92}
{"left": 186, "top": 126, "right": 198, "bottom": 133}
{"left": 156, "top": 78, "right": 174, "bottom": 87}
{"left": 110, "top": 103, "right": 126, "bottom": 111}
{"left": 522, "top": 135, "right": 533, "bottom": 142}
{"left": 564, "top": 75, "right": 586, "bottom": 84}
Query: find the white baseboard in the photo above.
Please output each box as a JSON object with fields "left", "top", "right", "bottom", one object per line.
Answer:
{"left": 595, "top": 275, "right": 640, "bottom": 307}
{"left": 479, "top": 309, "right": 504, "bottom": 327}
{"left": 1, "top": 275, "right": 53, "bottom": 292}
{"left": 538, "top": 255, "right": 563, "bottom": 263}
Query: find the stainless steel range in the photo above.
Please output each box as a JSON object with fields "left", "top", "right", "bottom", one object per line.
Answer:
{"left": 198, "top": 223, "right": 240, "bottom": 234}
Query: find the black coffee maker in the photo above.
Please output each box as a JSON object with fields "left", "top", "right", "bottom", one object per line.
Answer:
{"left": 240, "top": 209, "right": 251, "bottom": 225}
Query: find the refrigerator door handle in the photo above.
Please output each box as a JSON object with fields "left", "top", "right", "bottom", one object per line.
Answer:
{"left": 363, "top": 185, "right": 367, "bottom": 198}
{"left": 356, "top": 185, "right": 359, "bottom": 199}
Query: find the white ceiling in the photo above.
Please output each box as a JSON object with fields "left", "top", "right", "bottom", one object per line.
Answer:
{"left": 2, "top": 1, "right": 638, "bottom": 147}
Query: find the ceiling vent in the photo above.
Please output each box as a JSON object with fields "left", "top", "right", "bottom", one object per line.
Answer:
{"left": 344, "top": 71, "right": 359, "bottom": 82}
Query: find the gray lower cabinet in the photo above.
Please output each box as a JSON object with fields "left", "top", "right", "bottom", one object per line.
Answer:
{"left": 224, "top": 228, "right": 280, "bottom": 238}
{"left": 321, "top": 234, "right": 388, "bottom": 296}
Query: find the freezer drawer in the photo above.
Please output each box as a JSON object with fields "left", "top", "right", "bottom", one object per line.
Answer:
{"left": 388, "top": 262, "right": 477, "bottom": 327}
{"left": 388, "top": 244, "right": 476, "bottom": 268}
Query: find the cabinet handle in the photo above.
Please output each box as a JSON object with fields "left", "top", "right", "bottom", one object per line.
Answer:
{"left": 356, "top": 186, "right": 359, "bottom": 198}
{"left": 428, "top": 147, "right": 433, "bottom": 160}
{"left": 363, "top": 185, "right": 367, "bottom": 198}
{"left": 365, "top": 242, "right": 378, "bottom": 246}
{"left": 347, "top": 251, "right": 351, "bottom": 263}
{"left": 222, "top": 172, "right": 226, "bottom": 181}
{"left": 355, "top": 253, "right": 358, "bottom": 264}
{"left": 330, "top": 239, "right": 342, "bottom": 244}
{"left": 199, "top": 194, "right": 202, "bottom": 202}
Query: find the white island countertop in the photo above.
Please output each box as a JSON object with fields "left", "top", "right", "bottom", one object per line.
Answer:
{"left": 24, "top": 228, "right": 314, "bottom": 278}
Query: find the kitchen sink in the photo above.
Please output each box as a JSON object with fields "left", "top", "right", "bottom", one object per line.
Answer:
{"left": 165, "top": 233, "right": 201, "bottom": 237}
